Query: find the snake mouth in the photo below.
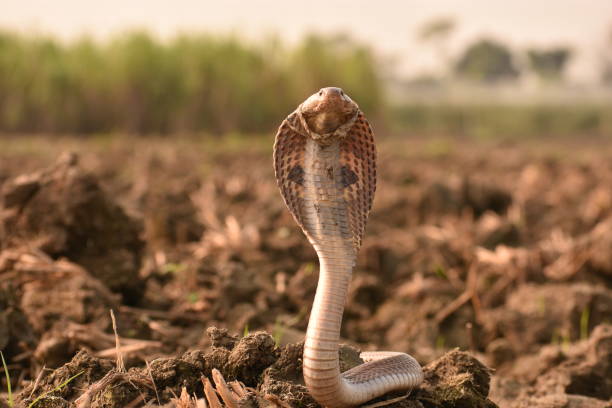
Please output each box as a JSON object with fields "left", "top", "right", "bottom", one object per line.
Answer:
{"left": 308, "top": 111, "right": 353, "bottom": 134}
{"left": 300, "top": 88, "right": 359, "bottom": 137}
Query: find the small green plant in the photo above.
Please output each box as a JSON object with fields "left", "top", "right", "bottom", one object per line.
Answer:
{"left": 537, "top": 296, "right": 547, "bottom": 315}
{"left": 1, "top": 351, "right": 12, "bottom": 407}
{"left": 28, "top": 371, "right": 84, "bottom": 408}
{"left": 161, "top": 262, "right": 186, "bottom": 275}
{"left": 272, "top": 309, "right": 307, "bottom": 347}
{"left": 273, "top": 318, "right": 285, "bottom": 347}
{"left": 551, "top": 328, "right": 570, "bottom": 350}
{"left": 551, "top": 329, "right": 559, "bottom": 345}
{"left": 580, "top": 305, "right": 591, "bottom": 340}
{"left": 435, "top": 335, "right": 446, "bottom": 349}
{"left": 303, "top": 263, "right": 315, "bottom": 276}
{"left": 434, "top": 265, "right": 448, "bottom": 280}
{"left": 186, "top": 292, "right": 199, "bottom": 304}
{"left": 243, "top": 324, "right": 250, "bottom": 338}
{"left": 562, "top": 333, "right": 571, "bottom": 350}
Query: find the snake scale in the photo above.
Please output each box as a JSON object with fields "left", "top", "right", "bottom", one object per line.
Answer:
{"left": 273, "top": 87, "right": 423, "bottom": 407}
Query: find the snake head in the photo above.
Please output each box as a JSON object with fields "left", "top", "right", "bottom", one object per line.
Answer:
{"left": 299, "top": 87, "right": 359, "bottom": 137}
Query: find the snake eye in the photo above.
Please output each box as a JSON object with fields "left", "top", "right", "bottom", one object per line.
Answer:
{"left": 318, "top": 90, "right": 323, "bottom": 96}
{"left": 340, "top": 90, "right": 344, "bottom": 96}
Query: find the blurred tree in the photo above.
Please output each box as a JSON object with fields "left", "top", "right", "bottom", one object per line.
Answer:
{"left": 601, "top": 26, "right": 612, "bottom": 85}
{"left": 417, "top": 17, "right": 456, "bottom": 77}
{"left": 454, "top": 39, "right": 519, "bottom": 82}
{"left": 418, "top": 18, "right": 456, "bottom": 42}
{"left": 603, "top": 66, "right": 612, "bottom": 85}
{"left": 603, "top": 67, "right": 612, "bottom": 85}
{"left": 526, "top": 47, "right": 572, "bottom": 81}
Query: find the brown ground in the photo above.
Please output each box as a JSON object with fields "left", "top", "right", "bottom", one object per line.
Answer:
{"left": 0, "top": 136, "right": 610, "bottom": 408}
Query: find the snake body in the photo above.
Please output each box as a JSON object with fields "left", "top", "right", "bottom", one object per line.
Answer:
{"left": 273, "top": 88, "right": 423, "bottom": 407}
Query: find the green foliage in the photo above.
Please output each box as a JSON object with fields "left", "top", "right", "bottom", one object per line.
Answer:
{"left": 0, "top": 30, "right": 384, "bottom": 134}
{"left": 527, "top": 47, "right": 572, "bottom": 81}
{"left": 454, "top": 39, "right": 519, "bottom": 83}
{"left": 392, "top": 103, "right": 612, "bottom": 139}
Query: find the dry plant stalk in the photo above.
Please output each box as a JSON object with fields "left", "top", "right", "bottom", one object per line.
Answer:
{"left": 211, "top": 369, "right": 238, "bottom": 408}
{"left": 201, "top": 376, "right": 223, "bottom": 408}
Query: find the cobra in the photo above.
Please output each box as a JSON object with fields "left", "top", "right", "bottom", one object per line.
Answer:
{"left": 273, "top": 87, "right": 423, "bottom": 407}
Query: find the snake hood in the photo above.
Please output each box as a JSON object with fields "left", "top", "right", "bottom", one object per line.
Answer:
{"left": 294, "top": 87, "right": 359, "bottom": 145}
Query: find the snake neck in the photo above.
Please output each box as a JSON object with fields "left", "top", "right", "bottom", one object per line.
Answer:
{"left": 304, "top": 253, "right": 355, "bottom": 407}
{"left": 299, "top": 138, "right": 358, "bottom": 407}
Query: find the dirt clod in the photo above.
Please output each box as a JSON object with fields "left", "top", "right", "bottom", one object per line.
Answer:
{"left": 418, "top": 349, "right": 497, "bottom": 408}
{"left": 227, "top": 332, "right": 278, "bottom": 386}
{"left": 0, "top": 154, "right": 144, "bottom": 300}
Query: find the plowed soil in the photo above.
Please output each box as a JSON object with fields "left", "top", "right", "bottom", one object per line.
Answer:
{"left": 0, "top": 136, "right": 610, "bottom": 408}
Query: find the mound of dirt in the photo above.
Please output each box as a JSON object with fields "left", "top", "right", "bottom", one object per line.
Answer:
{"left": 0, "top": 153, "right": 144, "bottom": 300}
{"left": 17, "top": 328, "right": 497, "bottom": 408}
{"left": 492, "top": 323, "right": 612, "bottom": 407}
{"left": 0, "top": 249, "right": 120, "bottom": 365}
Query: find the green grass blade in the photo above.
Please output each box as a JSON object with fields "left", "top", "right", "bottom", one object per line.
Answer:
{"left": 580, "top": 306, "right": 591, "bottom": 340}
{"left": 273, "top": 318, "right": 284, "bottom": 348}
{"left": 1, "top": 351, "right": 13, "bottom": 407}
{"left": 28, "top": 371, "right": 84, "bottom": 408}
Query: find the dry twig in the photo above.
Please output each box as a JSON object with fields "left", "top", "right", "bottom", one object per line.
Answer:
{"left": 110, "top": 309, "right": 125, "bottom": 372}
{"left": 202, "top": 376, "right": 223, "bottom": 408}
{"left": 146, "top": 359, "right": 161, "bottom": 406}
{"left": 212, "top": 369, "right": 238, "bottom": 408}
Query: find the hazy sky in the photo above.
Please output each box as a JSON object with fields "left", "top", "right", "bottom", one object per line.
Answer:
{"left": 2, "top": 0, "right": 611, "bottom": 81}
